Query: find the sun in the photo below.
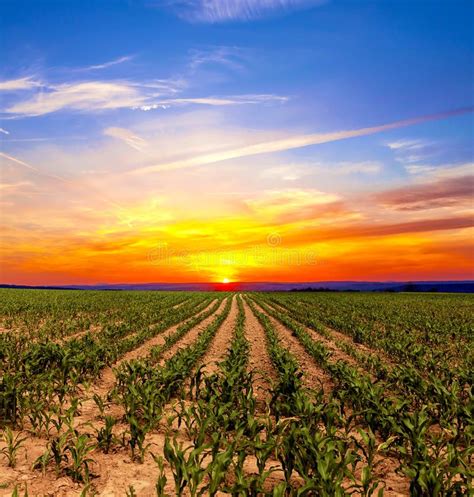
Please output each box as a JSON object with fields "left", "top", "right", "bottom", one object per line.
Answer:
{"left": 222, "top": 278, "right": 230, "bottom": 284}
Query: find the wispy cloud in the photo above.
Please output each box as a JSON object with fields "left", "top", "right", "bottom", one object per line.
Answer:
{"left": 170, "top": 0, "right": 325, "bottom": 23}
{"left": 1, "top": 75, "right": 286, "bottom": 117}
{"left": 386, "top": 139, "right": 430, "bottom": 151}
{"left": 245, "top": 187, "right": 341, "bottom": 223}
{"left": 104, "top": 127, "right": 148, "bottom": 151}
{"left": 0, "top": 151, "right": 72, "bottom": 184}
{"left": 326, "top": 161, "right": 382, "bottom": 175}
{"left": 261, "top": 161, "right": 381, "bottom": 181}
{"left": 405, "top": 162, "right": 473, "bottom": 178}
{"left": 4, "top": 81, "right": 148, "bottom": 117}
{"left": 0, "top": 135, "right": 86, "bottom": 143}
{"left": 0, "top": 181, "right": 32, "bottom": 193}
{"left": 0, "top": 77, "right": 41, "bottom": 91}
{"left": 386, "top": 138, "right": 441, "bottom": 170}
{"left": 0, "top": 127, "right": 10, "bottom": 135}
{"left": 129, "top": 107, "right": 474, "bottom": 175}
{"left": 76, "top": 55, "right": 134, "bottom": 71}
{"left": 134, "top": 93, "right": 287, "bottom": 110}
{"left": 188, "top": 46, "right": 246, "bottom": 71}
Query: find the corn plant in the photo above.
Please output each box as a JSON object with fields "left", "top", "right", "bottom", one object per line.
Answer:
{"left": 163, "top": 436, "right": 208, "bottom": 497}
{"left": 95, "top": 415, "right": 117, "bottom": 453}
{"left": 1, "top": 427, "right": 27, "bottom": 467}
{"left": 65, "top": 432, "right": 96, "bottom": 482}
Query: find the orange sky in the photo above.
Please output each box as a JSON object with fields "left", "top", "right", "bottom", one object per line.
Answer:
{"left": 1, "top": 136, "right": 472, "bottom": 284}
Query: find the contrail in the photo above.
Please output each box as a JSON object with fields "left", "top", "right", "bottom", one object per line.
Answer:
{"left": 0, "top": 151, "right": 128, "bottom": 216}
{"left": 0, "top": 151, "right": 72, "bottom": 184}
{"left": 128, "top": 106, "right": 474, "bottom": 175}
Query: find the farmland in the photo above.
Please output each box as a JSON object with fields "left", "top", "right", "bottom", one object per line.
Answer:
{"left": 0, "top": 289, "right": 472, "bottom": 496}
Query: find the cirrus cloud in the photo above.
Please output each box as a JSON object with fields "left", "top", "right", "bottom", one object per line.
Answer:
{"left": 169, "top": 0, "right": 326, "bottom": 23}
{"left": 1, "top": 75, "right": 287, "bottom": 117}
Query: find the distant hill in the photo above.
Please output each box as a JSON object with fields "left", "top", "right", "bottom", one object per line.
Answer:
{"left": 1, "top": 281, "right": 473, "bottom": 293}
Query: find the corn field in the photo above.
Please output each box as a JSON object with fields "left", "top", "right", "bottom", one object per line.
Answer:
{"left": 0, "top": 289, "right": 472, "bottom": 496}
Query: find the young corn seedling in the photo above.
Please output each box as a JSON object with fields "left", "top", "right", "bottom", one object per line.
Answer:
{"left": 126, "top": 485, "right": 137, "bottom": 497}
{"left": 95, "top": 415, "right": 117, "bottom": 454}
{"left": 65, "top": 432, "right": 96, "bottom": 483}
{"left": 350, "top": 428, "right": 387, "bottom": 497}
{"left": 1, "top": 427, "right": 27, "bottom": 468}
{"left": 10, "top": 484, "right": 29, "bottom": 497}
{"left": 42, "top": 431, "right": 69, "bottom": 477}
{"left": 152, "top": 454, "right": 168, "bottom": 497}
{"left": 127, "top": 414, "right": 152, "bottom": 463}
{"left": 92, "top": 393, "right": 108, "bottom": 417}
{"left": 163, "top": 436, "right": 208, "bottom": 497}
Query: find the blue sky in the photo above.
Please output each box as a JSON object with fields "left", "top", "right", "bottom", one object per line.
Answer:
{"left": 0, "top": 0, "right": 473, "bottom": 284}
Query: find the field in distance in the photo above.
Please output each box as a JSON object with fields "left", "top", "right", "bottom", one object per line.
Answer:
{"left": 0, "top": 289, "right": 472, "bottom": 496}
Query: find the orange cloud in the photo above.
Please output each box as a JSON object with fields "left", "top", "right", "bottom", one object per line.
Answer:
{"left": 374, "top": 174, "right": 474, "bottom": 211}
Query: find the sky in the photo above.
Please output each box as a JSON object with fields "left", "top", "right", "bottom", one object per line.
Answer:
{"left": 0, "top": 0, "right": 473, "bottom": 285}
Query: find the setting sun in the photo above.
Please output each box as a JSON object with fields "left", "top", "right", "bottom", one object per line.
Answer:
{"left": 222, "top": 278, "right": 230, "bottom": 284}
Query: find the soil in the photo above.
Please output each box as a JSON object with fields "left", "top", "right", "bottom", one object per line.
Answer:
{"left": 251, "top": 301, "right": 334, "bottom": 394}
{"left": 198, "top": 295, "right": 238, "bottom": 374}
{"left": 159, "top": 298, "right": 227, "bottom": 365}
{"left": 242, "top": 299, "right": 277, "bottom": 406}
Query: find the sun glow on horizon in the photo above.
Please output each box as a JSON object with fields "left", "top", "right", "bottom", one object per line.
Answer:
{"left": 222, "top": 278, "right": 230, "bottom": 284}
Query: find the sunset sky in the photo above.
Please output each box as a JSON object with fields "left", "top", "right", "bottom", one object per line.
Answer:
{"left": 1, "top": 0, "right": 473, "bottom": 285}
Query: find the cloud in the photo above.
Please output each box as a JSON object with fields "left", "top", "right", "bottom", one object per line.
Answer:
{"left": 4, "top": 81, "right": 148, "bottom": 117}
{"left": 325, "top": 161, "right": 381, "bottom": 175}
{"left": 386, "top": 138, "right": 442, "bottom": 171}
{"left": 405, "top": 162, "right": 473, "bottom": 178}
{"left": 76, "top": 55, "right": 134, "bottom": 71}
{"left": 374, "top": 174, "right": 474, "bottom": 211}
{"left": 170, "top": 0, "right": 325, "bottom": 23}
{"left": 134, "top": 94, "right": 287, "bottom": 110}
{"left": 386, "top": 139, "right": 429, "bottom": 151}
{"left": 0, "top": 135, "right": 86, "bottom": 143}
{"left": 260, "top": 165, "right": 305, "bottom": 181}
{"left": 0, "top": 127, "right": 9, "bottom": 135}
{"left": 104, "top": 127, "right": 148, "bottom": 151}
{"left": 0, "top": 181, "right": 32, "bottom": 192}
{"left": 348, "top": 216, "right": 473, "bottom": 238}
{"left": 245, "top": 188, "right": 343, "bottom": 223}
{"left": 129, "top": 107, "right": 474, "bottom": 175}
{"left": 247, "top": 188, "right": 339, "bottom": 210}
{"left": 260, "top": 161, "right": 381, "bottom": 182}
{"left": 2, "top": 74, "right": 286, "bottom": 117}
{"left": 0, "top": 151, "right": 73, "bottom": 184}
{"left": 0, "top": 77, "right": 41, "bottom": 91}
{"left": 188, "top": 46, "right": 246, "bottom": 71}
{"left": 287, "top": 215, "right": 474, "bottom": 245}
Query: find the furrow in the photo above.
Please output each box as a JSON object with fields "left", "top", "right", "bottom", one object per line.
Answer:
{"left": 242, "top": 298, "right": 277, "bottom": 406}
{"left": 198, "top": 295, "right": 239, "bottom": 374}
{"left": 252, "top": 300, "right": 334, "bottom": 394}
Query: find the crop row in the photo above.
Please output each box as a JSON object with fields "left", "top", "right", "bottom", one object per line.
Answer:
{"left": 250, "top": 296, "right": 472, "bottom": 495}
{"left": 263, "top": 292, "right": 472, "bottom": 381}
{"left": 0, "top": 294, "right": 220, "bottom": 427}
{"left": 258, "top": 296, "right": 471, "bottom": 424}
